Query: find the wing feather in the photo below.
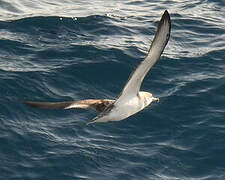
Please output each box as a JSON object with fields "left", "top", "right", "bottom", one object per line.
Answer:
{"left": 115, "top": 10, "right": 171, "bottom": 105}
{"left": 23, "top": 99, "right": 115, "bottom": 112}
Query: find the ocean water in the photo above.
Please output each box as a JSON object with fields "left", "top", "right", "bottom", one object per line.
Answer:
{"left": 0, "top": 0, "right": 225, "bottom": 179}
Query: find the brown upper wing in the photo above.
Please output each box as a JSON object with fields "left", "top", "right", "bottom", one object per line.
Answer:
{"left": 23, "top": 99, "right": 115, "bottom": 112}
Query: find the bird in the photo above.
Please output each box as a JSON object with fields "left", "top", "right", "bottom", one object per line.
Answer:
{"left": 23, "top": 10, "right": 171, "bottom": 125}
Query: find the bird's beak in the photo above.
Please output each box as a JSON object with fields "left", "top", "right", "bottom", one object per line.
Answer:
{"left": 152, "top": 97, "right": 159, "bottom": 102}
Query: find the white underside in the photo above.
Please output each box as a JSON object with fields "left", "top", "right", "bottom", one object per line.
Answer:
{"left": 87, "top": 11, "right": 170, "bottom": 125}
{"left": 90, "top": 96, "right": 146, "bottom": 123}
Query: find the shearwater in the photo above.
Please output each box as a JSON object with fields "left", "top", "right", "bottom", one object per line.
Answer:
{"left": 23, "top": 10, "right": 171, "bottom": 125}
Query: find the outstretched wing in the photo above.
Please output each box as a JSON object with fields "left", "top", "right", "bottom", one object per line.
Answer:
{"left": 115, "top": 10, "right": 171, "bottom": 105}
{"left": 23, "top": 99, "right": 115, "bottom": 112}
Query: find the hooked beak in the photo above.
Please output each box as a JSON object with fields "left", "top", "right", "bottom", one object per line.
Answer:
{"left": 152, "top": 97, "right": 159, "bottom": 102}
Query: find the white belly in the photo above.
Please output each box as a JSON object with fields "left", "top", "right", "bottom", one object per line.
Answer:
{"left": 91, "top": 96, "right": 145, "bottom": 123}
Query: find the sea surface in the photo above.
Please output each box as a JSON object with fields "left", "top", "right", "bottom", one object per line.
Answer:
{"left": 0, "top": 0, "right": 225, "bottom": 179}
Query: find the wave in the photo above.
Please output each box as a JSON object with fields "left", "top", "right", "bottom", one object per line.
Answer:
{"left": 1, "top": 1, "right": 225, "bottom": 179}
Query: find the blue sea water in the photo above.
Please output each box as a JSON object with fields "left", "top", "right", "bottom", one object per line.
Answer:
{"left": 0, "top": 0, "right": 225, "bottom": 179}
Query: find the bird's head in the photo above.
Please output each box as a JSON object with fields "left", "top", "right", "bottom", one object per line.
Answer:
{"left": 139, "top": 91, "right": 159, "bottom": 107}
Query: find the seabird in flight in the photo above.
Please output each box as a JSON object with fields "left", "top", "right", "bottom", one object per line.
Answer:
{"left": 23, "top": 10, "right": 171, "bottom": 125}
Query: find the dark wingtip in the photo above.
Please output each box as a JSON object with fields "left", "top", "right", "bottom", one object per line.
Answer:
{"left": 22, "top": 101, "right": 42, "bottom": 108}
{"left": 164, "top": 10, "right": 169, "bottom": 15}
{"left": 22, "top": 100, "right": 71, "bottom": 109}
{"left": 162, "top": 10, "right": 170, "bottom": 22}
{"left": 158, "top": 10, "right": 171, "bottom": 37}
